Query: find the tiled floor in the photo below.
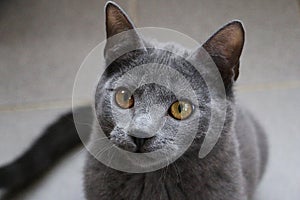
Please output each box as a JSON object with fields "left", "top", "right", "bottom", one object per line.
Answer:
{"left": 0, "top": 0, "right": 299, "bottom": 199}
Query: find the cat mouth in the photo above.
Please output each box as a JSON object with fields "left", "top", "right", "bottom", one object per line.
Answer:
{"left": 131, "top": 136, "right": 146, "bottom": 153}
{"left": 110, "top": 135, "right": 159, "bottom": 153}
{"left": 130, "top": 136, "right": 162, "bottom": 153}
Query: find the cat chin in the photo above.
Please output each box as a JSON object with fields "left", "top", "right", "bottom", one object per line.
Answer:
{"left": 116, "top": 144, "right": 155, "bottom": 153}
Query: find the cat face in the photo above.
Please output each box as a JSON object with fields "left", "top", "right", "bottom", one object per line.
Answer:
{"left": 94, "top": 2, "right": 244, "bottom": 155}
{"left": 95, "top": 48, "right": 211, "bottom": 153}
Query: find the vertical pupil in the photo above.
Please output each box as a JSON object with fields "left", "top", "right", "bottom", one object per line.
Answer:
{"left": 178, "top": 103, "right": 182, "bottom": 113}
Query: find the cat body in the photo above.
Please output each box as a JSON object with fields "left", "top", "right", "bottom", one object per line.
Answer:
{"left": 83, "top": 3, "right": 268, "bottom": 199}
{"left": 85, "top": 106, "right": 267, "bottom": 200}
{"left": 0, "top": 2, "right": 268, "bottom": 200}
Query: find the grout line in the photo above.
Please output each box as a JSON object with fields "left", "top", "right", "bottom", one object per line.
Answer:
{"left": 0, "top": 99, "right": 90, "bottom": 113}
{"left": 0, "top": 80, "right": 299, "bottom": 113}
{"left": 236, "top": 80, "right": 300, "bottom": 93}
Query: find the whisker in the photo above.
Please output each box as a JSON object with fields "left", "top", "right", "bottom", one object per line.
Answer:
{"left": 73, "top": 121, "right": 95, "bottom": 127}
{"left": 94, "top": 144, "right": 115, "bottom": 159}
{"left": 92, "top": 136, "right": 109, "bottom": 142}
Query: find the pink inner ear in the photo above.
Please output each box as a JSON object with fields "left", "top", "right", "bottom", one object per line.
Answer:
{"left": 220, "top": 25, "right": 244, "bottom": 62}
{"left": 205, "top": 22, "right": 244, "bottom": 65}
{"left": 202, "top": 21, "right": 244, "bottom": 86}
{"left": 105, "top": 3, "right": 135, "bottom": 38}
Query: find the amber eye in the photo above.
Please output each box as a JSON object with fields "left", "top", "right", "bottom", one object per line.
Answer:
{"left": 115, "top": 88, "right": 134, "bottom": 109}
{"left": 169, "top": 100, "right": 193, "bottom": 120}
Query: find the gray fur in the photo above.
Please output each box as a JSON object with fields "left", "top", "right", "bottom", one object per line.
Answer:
{"left": 83, "top": 2, "right": 268, "bottom": 200}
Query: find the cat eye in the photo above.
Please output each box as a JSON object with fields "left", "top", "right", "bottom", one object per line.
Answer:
{"left": 169, "top": 100, "right": 193, "bottom": 120}
{"left": 115, "top": 88, "right": 134, "bottom": 109}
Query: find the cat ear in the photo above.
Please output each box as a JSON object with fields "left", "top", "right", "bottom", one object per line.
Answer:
{"left": 201, "top": 21, "right": 245, "bottom": 88}
{"left": 105, "top": 2, "right": 135, "bottom": 38}
{"left": 104, "top": 2, "right": 144, "bottom": 60}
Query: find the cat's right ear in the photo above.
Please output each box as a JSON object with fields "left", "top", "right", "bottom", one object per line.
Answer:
{"left": 105, "top": 2, "right": 135, "bottom": 38}
{"left": 104, "top": 2, "right": 144, "bottom": 59}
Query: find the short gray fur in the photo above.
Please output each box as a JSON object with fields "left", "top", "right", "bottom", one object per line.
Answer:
{"left": 83, "top": 2, "right": 268, "bottom": 200}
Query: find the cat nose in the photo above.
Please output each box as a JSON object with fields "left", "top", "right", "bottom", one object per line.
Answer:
{"left": 127, "top": 128, "right": 154, "bottom": 139}
{"left": 127, "top": 129, "right": 154, "bottom": 150}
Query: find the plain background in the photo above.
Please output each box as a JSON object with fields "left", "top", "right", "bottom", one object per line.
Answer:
{"left": 0, "top": 0, "right": 299, "bottom": 199}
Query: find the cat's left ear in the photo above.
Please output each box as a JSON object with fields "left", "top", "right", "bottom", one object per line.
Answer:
{"left": 196, "top": 21, "right": 245, "bottom": 89}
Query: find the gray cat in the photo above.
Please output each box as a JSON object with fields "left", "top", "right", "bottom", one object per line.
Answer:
{"left": 0, "top": 2, "right": 268, "bottom": 200}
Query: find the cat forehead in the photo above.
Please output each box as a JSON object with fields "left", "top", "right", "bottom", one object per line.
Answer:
{"left": 101, "top": 42, "right": 210, "bottom": 106}
{"left": 108, "top": 43, "right": 192, "bottom": 72}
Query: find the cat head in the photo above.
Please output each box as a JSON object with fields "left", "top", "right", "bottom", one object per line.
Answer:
{"left": 94, "top": 2, "right": 244, "bottom": 154}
